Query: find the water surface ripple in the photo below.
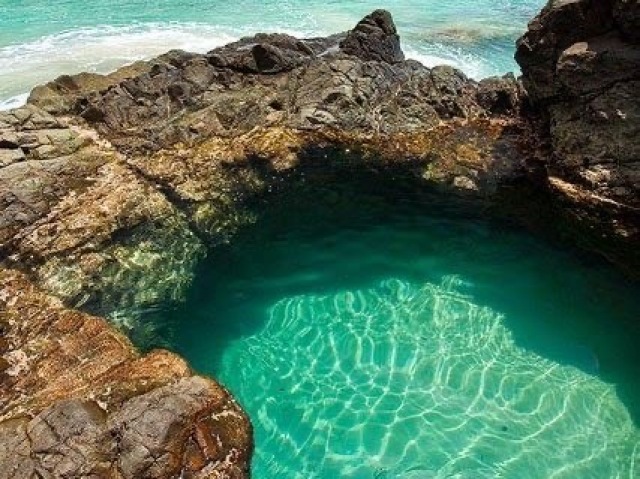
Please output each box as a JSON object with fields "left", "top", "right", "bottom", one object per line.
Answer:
{"left": 159, "top": 190, "right": 640, "bottom": 478}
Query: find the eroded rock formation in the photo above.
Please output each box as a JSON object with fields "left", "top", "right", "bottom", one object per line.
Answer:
{"left": 0, "top": 270, "right": 251, "bottom": 478}
{"left": 517, "top": 0, "right": 640, "bottom": 272}
{"left": 2, "top": 10, "right": 529, "bottom": 319}
{"left": 0, "top": 3, "right": 638, "bottom": 477}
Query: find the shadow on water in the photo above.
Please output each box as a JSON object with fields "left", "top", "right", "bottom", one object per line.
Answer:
{"left": 143, "top": 158, "right": 640, "bottom": 427}
{"left": 160, "top": 161, "right": 467, "bottom": 370}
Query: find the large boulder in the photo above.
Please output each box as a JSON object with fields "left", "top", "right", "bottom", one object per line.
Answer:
{"left": 207, "top": 33, "right": 322, "bottom": 74}
{"left": 515, "top": 0, "right": 616, "bottom": 103}
{"left": 614, "top": 0, "right": 640, "bottom": 43}
{"left": 339, "top": 9, "right": 405, "bottom": 63}
{"left": 516, "top": 0, "right": 640, "bottom": 274}
{"left": 24, "top": 11, "right": 520, "bottom": 158}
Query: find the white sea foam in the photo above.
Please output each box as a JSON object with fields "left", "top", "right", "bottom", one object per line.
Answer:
{"left": 0, "top": 20, "right": 490, "bottom": 108}
{"left": 404, "top": 45, "right": 489, "bottom": 80}
{"left": 0, "top": 23, "right": 246, "bottom": 106}
{"left": 0, "top": 93, "right": 30, "bottom": 111}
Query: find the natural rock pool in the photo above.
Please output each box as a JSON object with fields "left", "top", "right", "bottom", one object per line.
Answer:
{"left": 138, "top": 172, "right": 640, "bottom": 478}
{"left": 1, "top": 1, "right": 639, "bottom": 476}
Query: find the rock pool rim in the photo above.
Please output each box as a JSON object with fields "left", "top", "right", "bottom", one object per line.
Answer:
{"left": 0, "top": 3, "right": 639, "bottom": 478}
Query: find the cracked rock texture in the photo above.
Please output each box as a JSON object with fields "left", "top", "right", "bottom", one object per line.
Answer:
{"left": 516, "top": 0, "right": 640, "bottom": 271}
{"left": 0, "top": 4, "right": 638, "bottom": 477}
{"left": 0, "top": 269, "right": 251, "bottom": 479}
{"left": 2, "top": 11, "right": 528, "bottom": 320}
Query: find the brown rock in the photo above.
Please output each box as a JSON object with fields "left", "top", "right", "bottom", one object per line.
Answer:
{"left": 516, "top": 0, "right": 616, "bottom": 102}
{"left": 614, "top": 0, "right": 640, "bottom": 43}
{"left": 340, "top": 9, "right": 405, "bottom": 63}
{"left": 1, "top": 5, "right": 638, "bottom": 477}
{"left": 516, "top": 0, "right": 640, "bottom": 274}
{"left": 208, "top": 33, "right": 317, "bottom": 74}
{"left": 476, "top": 74, "right": 524, "bottom": 116}
{"left": 0, "top": 269, "right": 252, "bottom": 478}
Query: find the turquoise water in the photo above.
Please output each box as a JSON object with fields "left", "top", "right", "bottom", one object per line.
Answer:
{"left": 0, "top": 0, "right": 545, "bottom": 108}
{"left": 149, "top": 176, "right": 640, "bottom": 479}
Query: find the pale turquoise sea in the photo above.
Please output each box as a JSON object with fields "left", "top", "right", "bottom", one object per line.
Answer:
{"left": 0, "top": 0, "right": 545, "bottom": 109}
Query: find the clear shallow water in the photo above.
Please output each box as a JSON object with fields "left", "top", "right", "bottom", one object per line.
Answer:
{"left": 0, "top": 0, "right": 545, "bottom": 109}
{"left": 148, "top": 177, "right": 640, "bottom": 479}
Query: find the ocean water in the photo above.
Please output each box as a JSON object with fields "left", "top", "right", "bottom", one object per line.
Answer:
{"left": 148, "top": 176, "right": 640, "bottom": 479}
{"left": 0, "top": 0, "right": 545, "bottom": 109}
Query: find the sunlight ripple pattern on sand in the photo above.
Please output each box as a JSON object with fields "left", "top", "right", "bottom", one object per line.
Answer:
{"left": 219, "top": 276, "right": 638, "bottom": 478}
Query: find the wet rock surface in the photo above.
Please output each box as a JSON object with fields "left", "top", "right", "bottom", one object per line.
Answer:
{"left": 0, "top": 4, "right": 638, "bottom": 477}
{"left": 339, "top": 9, "right": 405, "bottom": 64}
{"left": 0, "top": 270, "right": 251, "bottom": 479}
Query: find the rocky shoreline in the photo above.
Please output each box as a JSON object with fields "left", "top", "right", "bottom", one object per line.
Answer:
{"left": 517, "top": 0, "right": 640, "bottom": 275}
{"left": 0, "top": 2, "right": 638, "bottom": 477}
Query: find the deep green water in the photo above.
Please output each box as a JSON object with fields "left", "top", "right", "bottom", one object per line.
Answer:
{"left": 147, "top": 175, "right": 640, "bottom": 479}
{"left": 0, "top": 0, "right": 545, "bottom": 108}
